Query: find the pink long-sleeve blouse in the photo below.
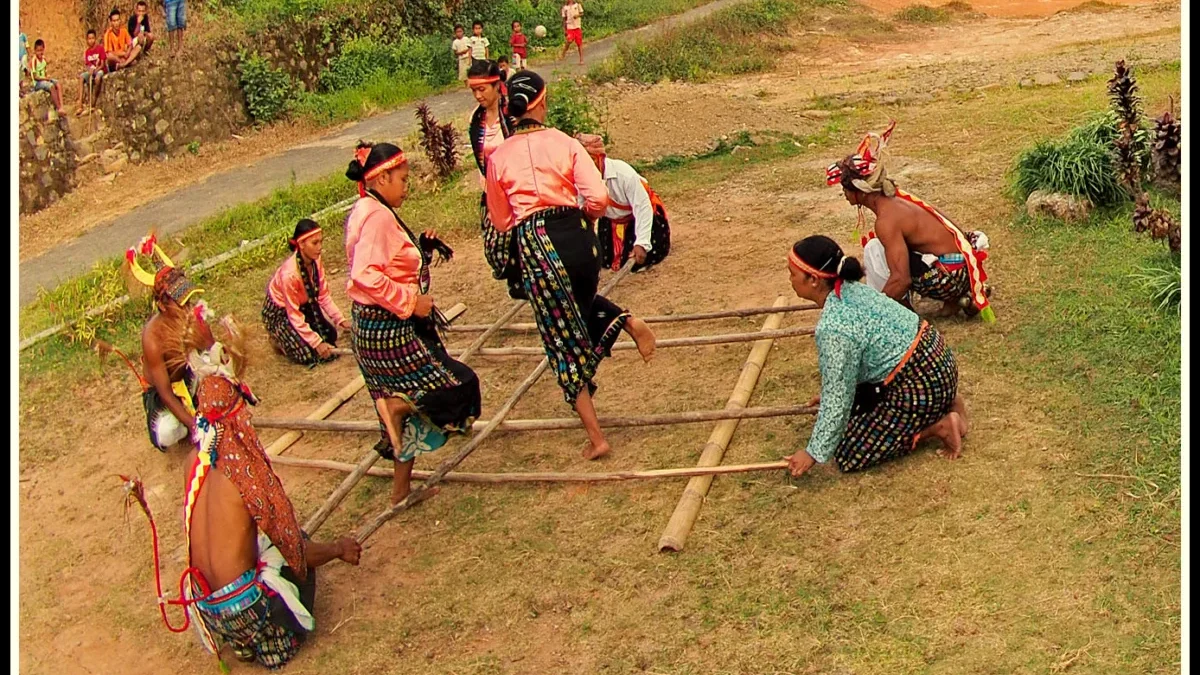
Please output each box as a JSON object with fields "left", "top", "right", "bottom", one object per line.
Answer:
{"left": 344, "top": 196, "right": 422, "bottom": 319}
{"left": 485, "top": 127, "right": 609, "bottom": 232}
{"left": 266, "top": 255, "right": 345, "bottom": 348}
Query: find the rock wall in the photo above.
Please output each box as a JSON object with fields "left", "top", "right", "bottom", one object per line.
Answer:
{"left": 96, "top": 49, "right": 250, "bottom": 162}
{"left": 18, "top": 93, "right": 76, "bottom": 215}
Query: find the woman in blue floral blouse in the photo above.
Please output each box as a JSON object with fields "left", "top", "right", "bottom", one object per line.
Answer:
{"left": 785, "top": 235, "right": 968, "bottom": 477}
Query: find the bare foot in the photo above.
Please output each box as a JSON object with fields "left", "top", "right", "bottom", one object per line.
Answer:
{"left": 582, "top": 440, "right": 611, "bottom": 461}
{"left": 931, "top": 412, "right": 966, "bottom": 460}
{"left": 625, "top": 317, "right": 656, "bottom": 362}
{"left": 392, "top": 485, "right": 440, "bottom": 506}
{"left": 933, "top": 301, "right": 961, "bottom": 318}
{"left": 952, "top": 395, "right": 970, "bottom": 437}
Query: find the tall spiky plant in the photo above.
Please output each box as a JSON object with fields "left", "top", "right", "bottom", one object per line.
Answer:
{"left": 1151, "top": 97, "right": 1181, "bottom": 194}
{"left": 1107, "top": 59, "right": 1143, "bottom": 193}
{"left": 416, "top": 102, "right": 445, "bottom": 175}
{"left": 436, "top": 121, "right": 460, "bottom": 180}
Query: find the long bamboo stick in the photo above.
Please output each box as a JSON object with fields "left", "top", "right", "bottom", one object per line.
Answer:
{"left": 450, "top": 326, "right": 814, "bottom": 357}
{"left": 255, "top": 404, "right": 818, "bottom": 433}
{"left": 302, "top": 447, "right": 380, "bottom": 534}
{"left": 265, "top": 303, "right": 466, "bottom": 457}
{"left": 446, "top": 304, "right": 819, "bottom": 333}
{"left": 657, "top": 296, "right": 787, "bottom": 553}
{"left": 273, "top": 455, "right": 789, "bottom": 483}
{"left": 354, "top": 261, "right": 636, "bottom": 545}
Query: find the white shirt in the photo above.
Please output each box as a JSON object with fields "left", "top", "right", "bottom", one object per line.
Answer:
{"left": 467, "top": 36, "right": 490, "bottom": 60}
{"left": 451, "top": 37, "right": 471, "bottom": 62}
{"left": 602, "top": 158, "right": 655, "bottom": 253}
{"left": 562, "top": 3, "right": 583, "bottom": 30}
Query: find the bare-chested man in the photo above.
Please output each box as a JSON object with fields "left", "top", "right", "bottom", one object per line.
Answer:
{"left": 827, "top": 122, "right": 995, "bottom": 322}
{"left": 180, "top": 325, "right": 362, "bottom": 669}
{"left": 125, "top": 235, "right": 211, "bottom": 450}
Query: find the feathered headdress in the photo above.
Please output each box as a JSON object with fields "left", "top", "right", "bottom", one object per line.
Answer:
{"left": 125, "top": 234, "right": 203, "bottom": 306}
{"left": 826, "top": 120, "right": 898, "bottom": 196}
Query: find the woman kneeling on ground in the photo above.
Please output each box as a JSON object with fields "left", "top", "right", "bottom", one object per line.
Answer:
{"left": 785, "top": 235, "right": 968, "bottom": 477}
{"left": 261, "top": 219, "right": 349, "bottom": 366}
{"left": 485, "top": 70, "right": 657, "bottom": 460}
{"left": 345, "top": 141, "right": 482, "bottom": 504}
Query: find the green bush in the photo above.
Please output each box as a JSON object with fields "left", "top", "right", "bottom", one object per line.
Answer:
{"left": 1010, "top": 113, "right": 1150, "bottom": 207}
{"left": 894, "top": 4, "right": 951, "bottom": 22}
{"left": 318, "top": 33, "right": 455, "bottom": 93}
{"left": 237, "top": 52, "right": 295, "bottom": 124}
{"left": 589, "top": 0, "right": 804, "bottom": 84}
{"left": 293, "top": 72, "right": 433, "bottom": 125}
{"left": 546, "top": 77, "right": 606, "bottom": 138}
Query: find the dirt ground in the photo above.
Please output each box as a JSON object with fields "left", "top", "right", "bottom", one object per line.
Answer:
{"left": 17, "top": 1, "right": 1180, "bottom": 674}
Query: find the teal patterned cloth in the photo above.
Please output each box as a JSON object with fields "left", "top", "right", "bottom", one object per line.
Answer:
{"left": 805, "top": 281, "right": 921, "bottom": 463}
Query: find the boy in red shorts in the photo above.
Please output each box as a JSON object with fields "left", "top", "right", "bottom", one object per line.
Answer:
{"left": 560, "top": 0, "right": 584, "bottom": 65}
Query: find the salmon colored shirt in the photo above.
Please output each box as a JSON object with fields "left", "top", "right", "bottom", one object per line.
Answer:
{"left": 485, "top": 126, "right": 609, "bottom": 232}
{"left": 267, "top": 255, "right": 345, "bottom": 348}
{"left": 477, "top": 118, "right": 506, "bottom": 191}
{"left": 344, "top": 196, "right": 422, "bottom": 318}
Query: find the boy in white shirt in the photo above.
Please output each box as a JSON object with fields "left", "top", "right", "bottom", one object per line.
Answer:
{"left": 451, "top": 25, "right": 472, "bottom": 81}
{"left": 576, "top": 134, "right": 672, "bottom": 272}
{"left": 467, "top": 21, "right": 490, "bottom": 63}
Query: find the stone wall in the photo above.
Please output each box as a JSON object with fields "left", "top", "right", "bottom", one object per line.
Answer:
{"left": 96, "top": 49, "right": 250, "bottom": 162}
{"left": 18, "top": 93, "right": 76, "bottom": 215}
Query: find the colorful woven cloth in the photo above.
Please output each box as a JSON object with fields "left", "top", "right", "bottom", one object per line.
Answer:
{"left": 350, "top": 303, "right": 480, "bottom": 462}
{"left": 833, "top": 323, "right": 958, "bottom": 472}
{"left": 143, "top": 372, "right": 195, "bottom": 451}
{"left": 514, "top": 206, "right": 629, "bottom": 404}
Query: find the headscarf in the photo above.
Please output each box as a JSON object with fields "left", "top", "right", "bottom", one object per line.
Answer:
{"left": 346, "top": 141, "right": 408, "bottom": 198}
{"left": 826, "top": 120, "right": 897, "bottom": 197}
{"left": 288, "top": 218, "right": 321, "bottom": 252}
{"left": 506, "top": 70, "right": 546, "bottom": 118}
{"left": 575, "top": 133, "right": 606, "bottom": 158}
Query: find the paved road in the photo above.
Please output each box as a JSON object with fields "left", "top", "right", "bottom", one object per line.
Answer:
{"left": 19, "top": 0, "right": 744, "bottom": 306}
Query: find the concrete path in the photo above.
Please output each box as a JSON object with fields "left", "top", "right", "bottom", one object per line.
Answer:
{"left": 19, "top": 0, "right": 744, "bottom": 306}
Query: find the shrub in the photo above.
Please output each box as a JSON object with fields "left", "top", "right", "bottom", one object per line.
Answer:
{"left": 547, "top": 77, "right": 606, "bottom": 138}
{"left": 416, "top": 102, "right": 459, "bottom": 181}
{"left": 1010, "top": 113, "right": 1149, "bottom": 207}
{"left": 894, "top": 4, "right": 951, "bottom": 22}
{"left": 1130, "top": 262, "right": 1181, "bottom": 310}
{"left": 237, "top": 52, "right": 295, "bottom": 124}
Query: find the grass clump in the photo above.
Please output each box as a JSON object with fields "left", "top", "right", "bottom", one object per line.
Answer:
{"left": 547, "top": 77, "right": 607, "bottom": 138}
{"left": 894, "top": 4, "right": 951, "bottom": 22}
{"left": 1009, "top": 112, "right": 1149, "bottom": 207}
{"left": 589, "top": 0, "right": 814, "bottom": 84}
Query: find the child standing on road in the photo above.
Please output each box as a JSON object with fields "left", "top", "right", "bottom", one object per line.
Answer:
{"left": 28, "top": 39, "right": 65, "bottom": 115}
{"left": 509, "top": 21, "right": 527, "bottom": 71}
{"left": 468, "top": 21, "right": 490, "bottom": 63}
{"left": 452, "top": 24, "right": 472, "bottom": 81}
{"left": 76, "top": 29, "right": 107, "bottom": 115}
{"left": 560, "top": 0, "right": 584, "bottom": 65}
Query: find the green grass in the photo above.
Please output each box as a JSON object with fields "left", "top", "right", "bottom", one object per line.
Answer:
{"left": 894, "top": 3, "right": 952, "bottom": 22}
{"left": 292, "top": 72, "right": 437, "bottom": 125}
{"left": 589, "top": 0, "right": 841, "bottom": 84}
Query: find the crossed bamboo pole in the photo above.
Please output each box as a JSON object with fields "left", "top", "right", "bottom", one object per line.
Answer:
{"left": 444, "top": 304, "right": 819, "bottom": 333}
{"left": 352, "top": 262, "right": 636, "bottom": 545}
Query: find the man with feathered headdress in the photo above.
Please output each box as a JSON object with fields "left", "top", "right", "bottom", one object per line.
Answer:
{"left": 827, "top": 121, "right": 995, "bottom": 322}
{"left": 124, "top": 233, "right": 213, "bottom": 450}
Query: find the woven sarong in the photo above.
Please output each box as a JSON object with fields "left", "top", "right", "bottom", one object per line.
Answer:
{"left": 261, "top": 296, "right": 337, "bottom": 366}
{"left": 193, "top": 565, "right": 316, "bottom": 670}
{"left": 351, "top": 303, "right": 481, "bottom": 462}
{"left": 514, "top": 206, "right": 629, "bottom": 404}
{"left": 834, "top": 322, "right": 958, "bottom": 472}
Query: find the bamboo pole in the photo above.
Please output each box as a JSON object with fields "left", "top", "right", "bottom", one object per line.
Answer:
{"left": 265, "top": 303, "right": 466, "bottom": 457}
{"left": 452, "top": 326, "right": 814, "bottom": 357}
{"left": 255, "top": 404, "right": 818, "bottom": 434}
{"left": 273, "top": 455, "right": 789, "bottom": 484}
{"left": 302, "top": 447, "right": 380, "bottom": 534}
{"left": 354, "top": 261, "right": 636, "bottom": 545}
{"left": 657, "top": 296, "right": 788, "bottom": 553}
{"left": 446, "top": 304, "right": 819, "bottom": 333}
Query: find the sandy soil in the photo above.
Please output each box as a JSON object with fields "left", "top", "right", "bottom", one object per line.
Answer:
{"left": 17, "top": 2, "right": 1180, "bottom": 674}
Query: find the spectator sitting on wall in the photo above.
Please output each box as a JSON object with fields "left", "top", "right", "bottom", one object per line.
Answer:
{"left": 164, "top": 0, "right": 187, "bottom": 55}
{"left": 76, "top": 29, "right": 107, "bottom": 115}
{"left": 18, "top": 26, "right": 29, "bottom": 97}
{"left": 128, "top": 1, "right": 155, "bottom": 54}
{"left": 104, "top": 8, "right": 140, "bottom": 70}
{"left": 468, "top": 21, "right": 490, "bottom": 63}
{"left": 29, "top": 39, "right": 65, "bottom": 115}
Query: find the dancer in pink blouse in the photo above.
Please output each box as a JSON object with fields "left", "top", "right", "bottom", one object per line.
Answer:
{"left": 262, "top": 219, "right": 349, "bottom": 366}
{"left": 344, "top": 141, "right": 481, "bottom": 504}
{"left": 485, "top": 70, "right": 656, "bottom": 461}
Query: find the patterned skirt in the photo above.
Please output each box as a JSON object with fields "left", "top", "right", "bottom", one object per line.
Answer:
{"left": 194, "top": 566, "right": 316, "bottom": 670}
{"left": 833, "top": 323, "right": 958, "bottom": 472}
{"left": 480, "top": 193, "right": 527, "bottom": 299}
{"left": 514, "top": 206, "right": 630, "bottom": 405}
{"left": 143, "top": 371, "right": 195, "bottom": 451}
{"left": 596, "top": 210, "right": 671, "bottom": 273}
{"left": 261, "top": 295, "right": 338, "bottom": 366}
{"left": 351, "top": 303, "right": 481, "bottom": 462}
{"left": 910, "top": 264, "right": 971, "bottom": 303}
